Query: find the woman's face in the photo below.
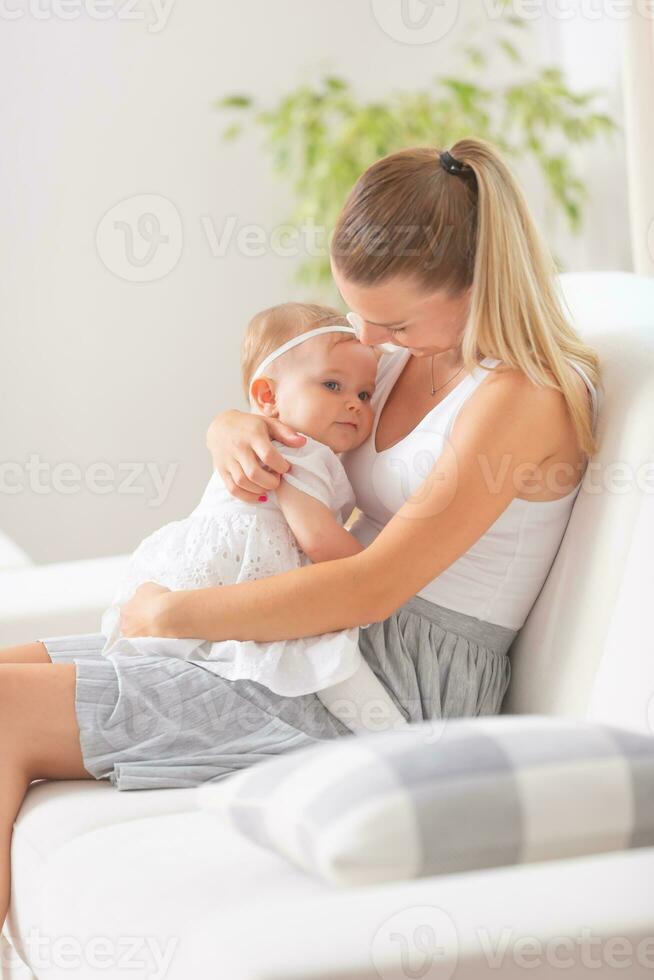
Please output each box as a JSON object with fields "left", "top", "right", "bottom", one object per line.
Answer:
{"left": 330, "top": 259, "right": 471, "bottom": 359}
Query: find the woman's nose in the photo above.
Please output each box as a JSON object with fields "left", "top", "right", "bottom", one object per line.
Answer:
{"left": 346, "top": 311, "right": 389, "bottom": 347}
{"left": 360, "top": 324, "right": 390, "bottom": 346}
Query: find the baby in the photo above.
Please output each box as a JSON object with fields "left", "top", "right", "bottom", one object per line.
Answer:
{"left": 99, "top": 302, "right": 407, "bottom": 735}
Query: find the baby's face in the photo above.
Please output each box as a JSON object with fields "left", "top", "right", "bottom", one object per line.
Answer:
{"left": 273, "top": 336, "right": 378, "bottom": 453}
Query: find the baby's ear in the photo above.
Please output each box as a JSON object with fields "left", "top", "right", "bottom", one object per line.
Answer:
{"left": 250, "top": 376, "right": 277, "bottom": 412}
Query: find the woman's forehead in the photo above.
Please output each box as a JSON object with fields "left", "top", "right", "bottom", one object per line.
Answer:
{"left": 332, "top": 270, "right": 450, "bottom": 321}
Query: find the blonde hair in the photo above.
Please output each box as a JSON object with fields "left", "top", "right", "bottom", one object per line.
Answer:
{"left": 241, "top": 302, "right": 353, "bottom": 404}
{"left": 331, "top": 138, "right": 602, "bottom": 457}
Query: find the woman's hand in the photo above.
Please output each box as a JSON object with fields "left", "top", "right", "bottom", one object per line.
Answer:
{"left": 206, "top": 409, "right": 307, "bottom": 504}
{"left": 120, "top": 582, "right": 171, "bottom": 638}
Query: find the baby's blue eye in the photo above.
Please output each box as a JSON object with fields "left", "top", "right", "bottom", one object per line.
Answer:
{"left": 323, "top": 381, "right": 340, "bottom": 391}
{"left": 358, "top": 391, "right": 371, "bottom": 401}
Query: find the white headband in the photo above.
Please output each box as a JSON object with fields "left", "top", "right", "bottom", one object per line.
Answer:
{"left": 251, "top": 323, "right": 357, "bottom": 382}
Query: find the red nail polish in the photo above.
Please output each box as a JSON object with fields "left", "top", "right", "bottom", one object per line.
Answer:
{"left": 258, "top": 495, "right": 268, "bottom": 502}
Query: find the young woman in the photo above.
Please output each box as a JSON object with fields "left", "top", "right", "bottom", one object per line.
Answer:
{"left": 0, "top": 138, "right": 601, "bottom": 931}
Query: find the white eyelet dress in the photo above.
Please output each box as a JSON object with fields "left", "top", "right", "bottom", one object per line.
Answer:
{"left": 98, "top": 434, "right": 368, "bottom": 696}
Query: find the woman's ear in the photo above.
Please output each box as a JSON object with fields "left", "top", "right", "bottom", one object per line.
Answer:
{"left": 250, "top": 377, "right": 279, "bottom": 417}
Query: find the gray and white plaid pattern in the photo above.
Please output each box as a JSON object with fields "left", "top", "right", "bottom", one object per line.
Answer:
{"left": 197, "top": 714, "right": 654, "bottom": 887}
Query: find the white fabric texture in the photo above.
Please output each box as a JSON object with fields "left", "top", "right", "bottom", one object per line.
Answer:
{"left": 343, "top": 347, "right": 599, "bottom": 630}
{"left": 99, "top": 434, "right": 364, "bottom": 696}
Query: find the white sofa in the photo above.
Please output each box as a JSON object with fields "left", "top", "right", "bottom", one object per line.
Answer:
{"left": 2, "top": 272, "right": 654, "bottom": 980}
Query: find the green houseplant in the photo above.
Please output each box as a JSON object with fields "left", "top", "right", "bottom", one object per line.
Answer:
{"left": 215, "top": 15, "right": 617, "bottom": 293}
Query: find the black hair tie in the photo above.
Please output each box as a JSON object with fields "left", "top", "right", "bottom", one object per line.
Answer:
{"left": 440, "top": 150, "right": 473, "bottom": 177}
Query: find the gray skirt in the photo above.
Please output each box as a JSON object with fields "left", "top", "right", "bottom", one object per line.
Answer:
{"left": 38, "top": 595, "right": 516, "bottom": 792}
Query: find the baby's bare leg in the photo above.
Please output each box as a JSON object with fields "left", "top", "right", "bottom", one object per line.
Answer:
{"left": 0, "top": 641, "right": 52, "bottom": 664}
{"left": 317, "top": 659, "right": 408, "bottom": 735}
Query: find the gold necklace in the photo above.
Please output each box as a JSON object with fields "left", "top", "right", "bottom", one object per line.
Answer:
{"left": 430, "top": 353, "right": 466, "bottom": 396}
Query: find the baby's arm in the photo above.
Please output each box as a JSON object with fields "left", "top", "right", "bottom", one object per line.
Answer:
{"left": 274, "top": 478, "right": 363, "bottom": 563}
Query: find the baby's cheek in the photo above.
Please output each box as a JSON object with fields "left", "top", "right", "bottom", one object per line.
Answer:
{"left": 356, "top": 417, "right": 374, "bottom": 443}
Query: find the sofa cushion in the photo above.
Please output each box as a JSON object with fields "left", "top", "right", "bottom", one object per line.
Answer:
{"left": 198, "top": 714, "right": 654, "bottom": 887}
{"left": 6, "top": 779, "right": 199, "bottom": 969}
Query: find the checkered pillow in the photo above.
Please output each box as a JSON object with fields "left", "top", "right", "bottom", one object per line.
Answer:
{"left": 196, "top": 714, "right": 654, "bottom": 887}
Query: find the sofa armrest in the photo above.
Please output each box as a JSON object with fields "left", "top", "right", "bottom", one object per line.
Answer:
{"left": 0, "top": 555, "right": 130, "bottom": 646}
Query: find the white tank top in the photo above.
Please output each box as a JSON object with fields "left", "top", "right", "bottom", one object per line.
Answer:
{"left": 343, "top": 347, "right": 599, "bottom": 631}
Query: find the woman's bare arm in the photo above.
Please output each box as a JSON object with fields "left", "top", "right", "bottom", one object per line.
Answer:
{"left": 206, "top": 409, "right": 306, "bottom": 503}
{"left": 129, "top": 370, "right": 564, "bottom": 642}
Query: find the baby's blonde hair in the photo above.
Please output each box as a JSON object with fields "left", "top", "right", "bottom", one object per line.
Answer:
{"left": 241, "top": 302, "right": 353, "bottom": 405}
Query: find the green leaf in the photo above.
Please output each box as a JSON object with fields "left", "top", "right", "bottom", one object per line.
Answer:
{"left": 221, "top": 123, "right": 243, "bottom": 141}
{"left": 505, "top": 14, "right": 530, "bottom": 28}
{"left": 215, "top": 94, "right": 253, "bottom": 109}
{"left": 324, "top": 76, "right": 348, "bottom": 92}
{"left": 498, "top": 38, "right": 522, "bottom": 63}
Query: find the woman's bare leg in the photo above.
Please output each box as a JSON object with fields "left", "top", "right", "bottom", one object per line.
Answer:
{"left": 0, "top": 662, "right": 94, "bottom": 930}
{"left": 0, "top": 759, "right": 32, "bottom": 936}
{"left": 0, "top": 641, "right": 52, "bottom": 665}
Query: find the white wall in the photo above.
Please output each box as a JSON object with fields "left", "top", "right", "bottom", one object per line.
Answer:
{"left": 0, "top": 0, "right": 630, "bottom": 563}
